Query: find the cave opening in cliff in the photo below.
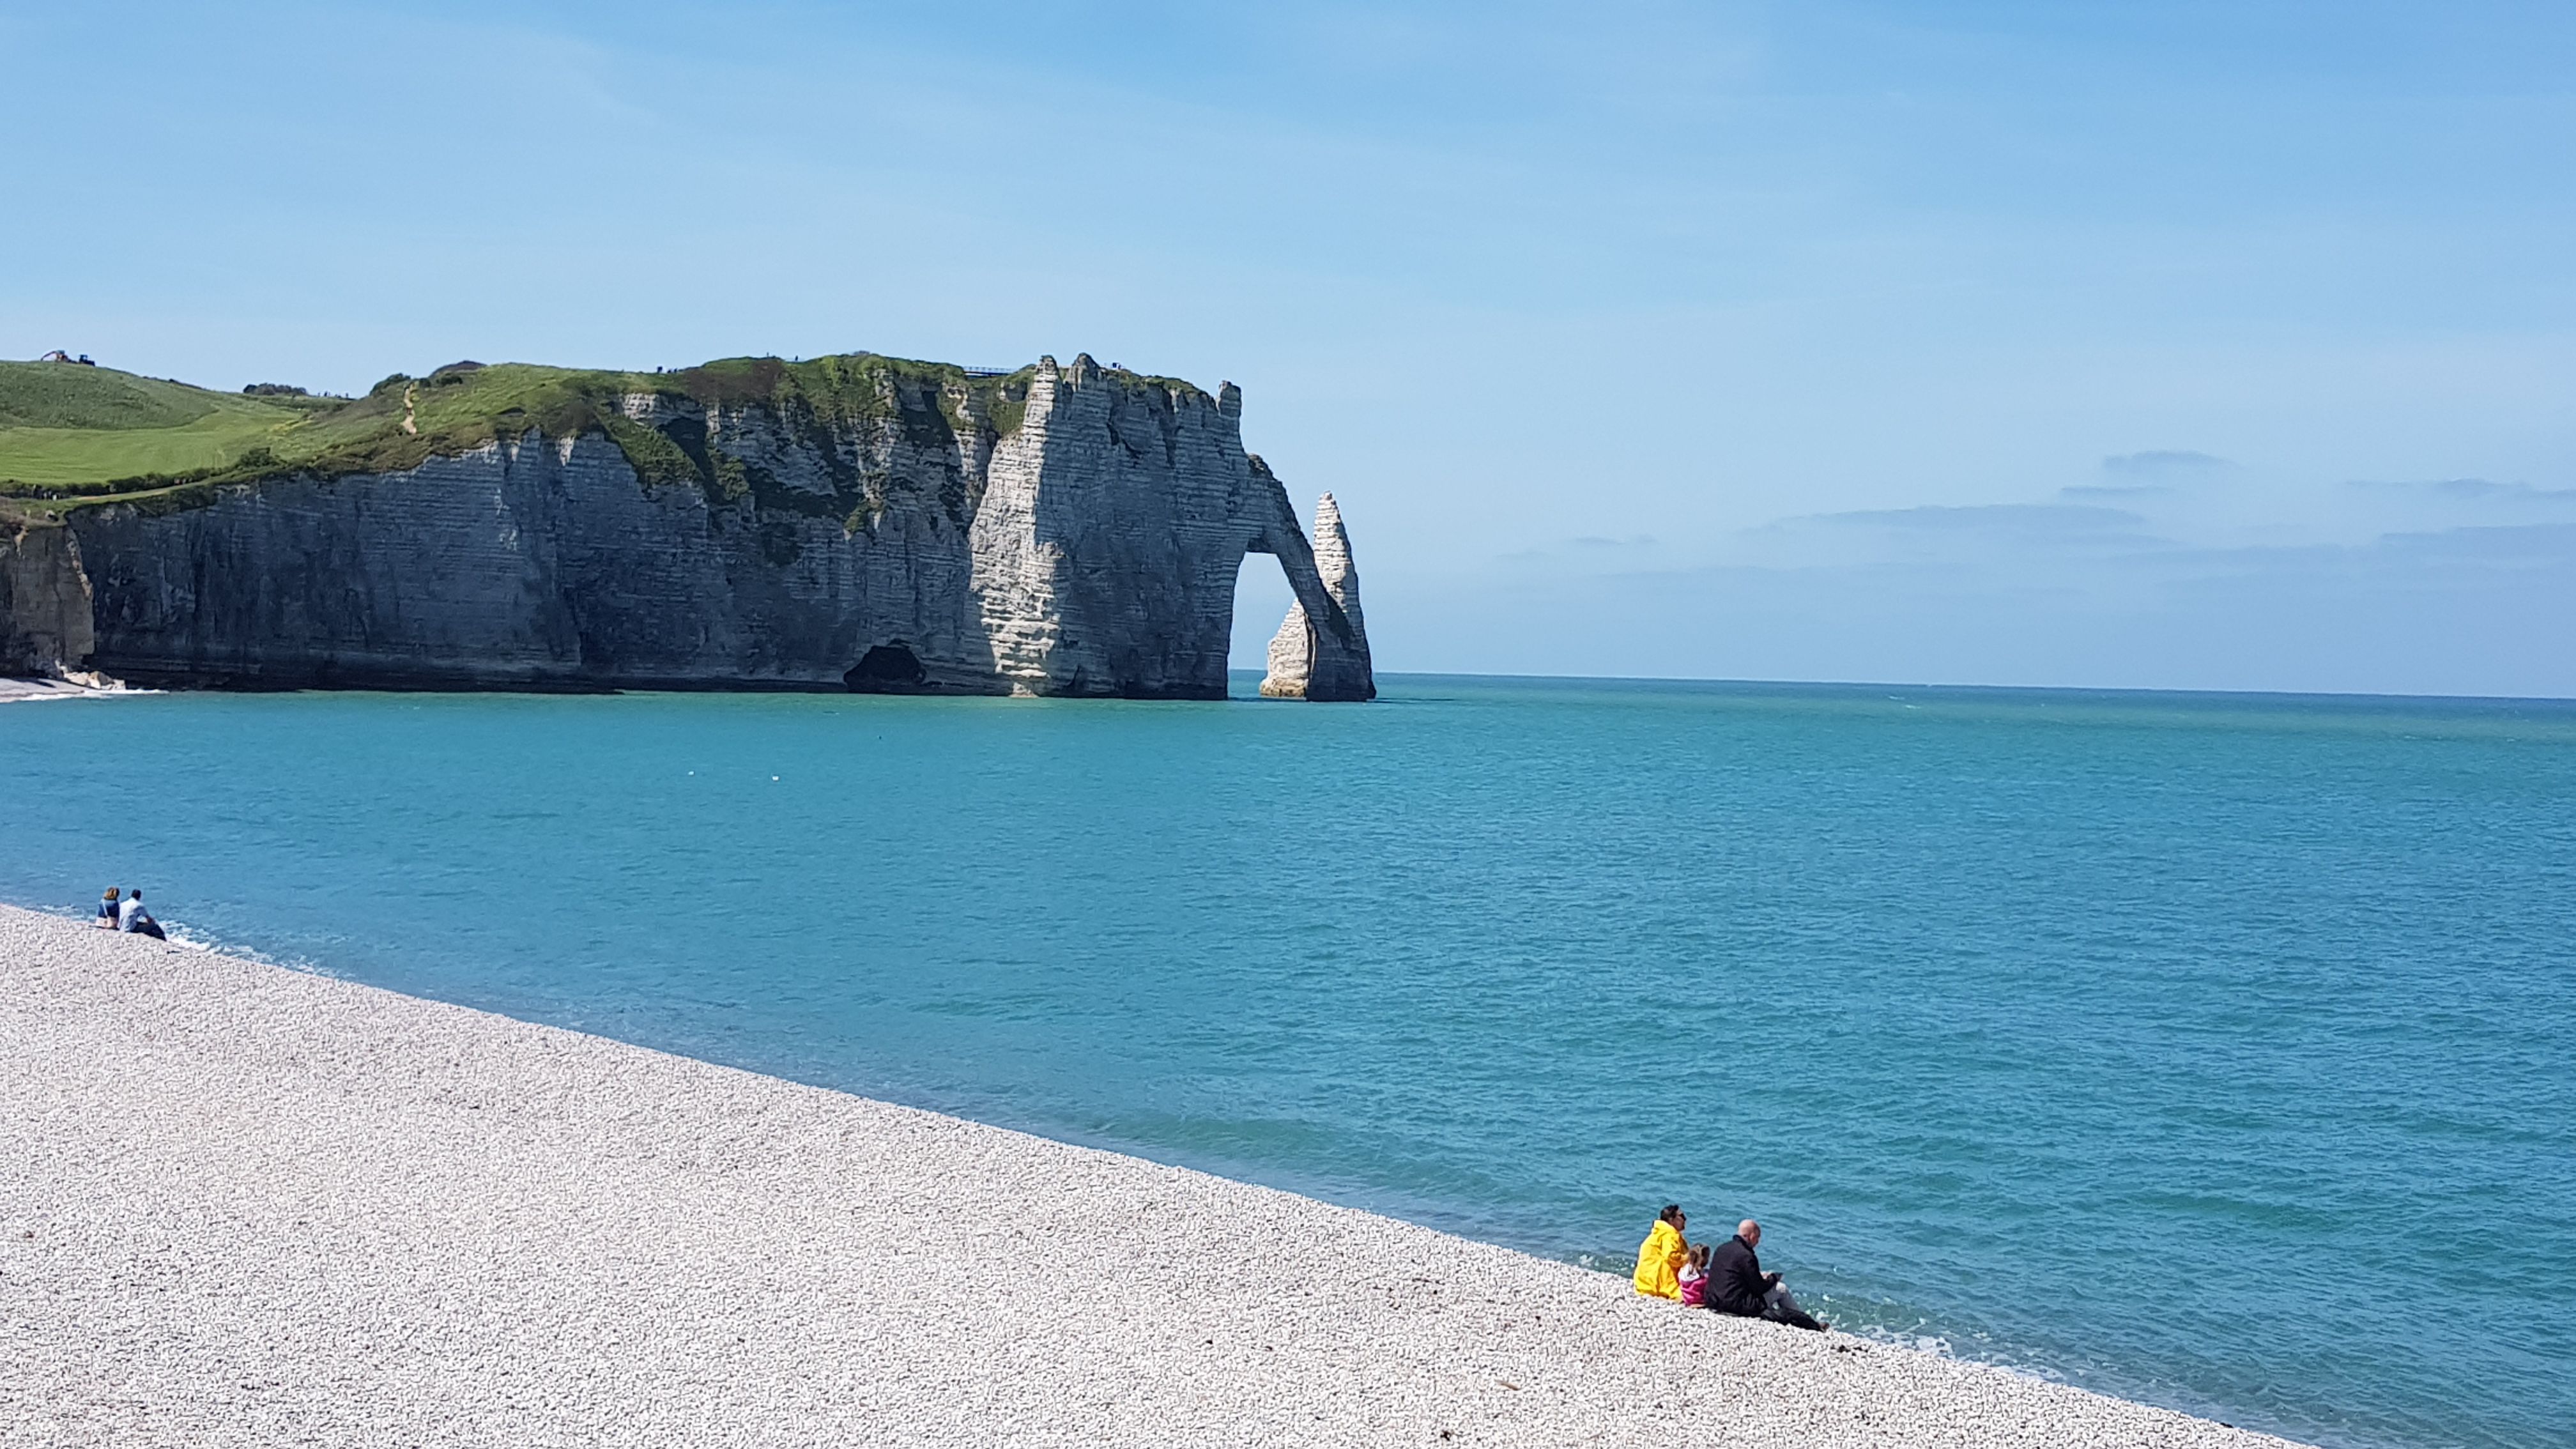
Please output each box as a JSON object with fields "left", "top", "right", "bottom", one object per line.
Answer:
{"left": 845, "top": 643, "right": 927, "bottom": 693}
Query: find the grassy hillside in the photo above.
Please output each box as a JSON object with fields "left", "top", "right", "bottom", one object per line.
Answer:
{"left": 0, "top": 364, "right": 322, "bottom": 486}
{"left": 0, "top": 353, "right": 1078, "bottom": 521}
{"left": 0, "top": 362, "right": 264, "bottom": 431}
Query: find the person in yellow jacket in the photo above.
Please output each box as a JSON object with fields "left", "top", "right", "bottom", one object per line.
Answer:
{"left": 1632, "top": 1204, "right": 1690, "bottom": 1299}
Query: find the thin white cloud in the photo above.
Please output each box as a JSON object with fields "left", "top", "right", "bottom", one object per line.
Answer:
{"left": 1759, "top": 502, "right": 2158, "bottom": 540}
{"left": 2102, "top": 450, "right": 2230, "bottom": 476}
{"left": 2060, "top": 483, "right": 2172, "bottom": 499}
{"left": 1378, "top": 521, "right": 2576, "bottom": 696}
{"left": 2345, "top": 478, "right": 2576, "bottom": 503}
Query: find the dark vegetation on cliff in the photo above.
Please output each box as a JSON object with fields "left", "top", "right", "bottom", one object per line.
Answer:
{"left": 0, "top": 352, "right": 1105, "bottom": 525}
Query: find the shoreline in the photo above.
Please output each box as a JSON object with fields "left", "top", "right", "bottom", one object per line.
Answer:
{"left": 0, "top": 674, "right": 147, "bottom": 703}
{"left": 2, "top": 904, "right": 2304, "bottom": 1446}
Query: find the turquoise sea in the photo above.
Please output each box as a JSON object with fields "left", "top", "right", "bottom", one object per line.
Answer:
{"left": 3, "top": 676, "right": 2570, "bottom": 1448}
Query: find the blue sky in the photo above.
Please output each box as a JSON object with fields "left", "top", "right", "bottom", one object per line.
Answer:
{"left": 6, "top": 1, "right": 2571, "bottom": 695}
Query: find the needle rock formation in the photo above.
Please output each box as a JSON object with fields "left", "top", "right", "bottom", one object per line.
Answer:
{"left": 1260, "top": 491, "right": 1372, "bottom": 701}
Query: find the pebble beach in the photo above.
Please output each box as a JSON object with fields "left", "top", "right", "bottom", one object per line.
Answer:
{"left": 0, "top": 905, "right": 2306, "bottom": 1448}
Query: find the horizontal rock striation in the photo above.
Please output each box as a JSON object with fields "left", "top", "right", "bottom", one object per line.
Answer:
{"left": 0, "top": 516, "right": 93, "bottom": 677}
{"left": 3, "top": 353, "right": 1372, "bottom": 700}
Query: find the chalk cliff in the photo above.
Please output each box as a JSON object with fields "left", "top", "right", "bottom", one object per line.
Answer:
{"left": 1260, "top": 492, "right": 1372, "bottom": 701}
{"left": 0, "top": 353, "right": 1372, "bottom": 700}
{"left": 0, "top": 518, "right": 93, "bottom": 677}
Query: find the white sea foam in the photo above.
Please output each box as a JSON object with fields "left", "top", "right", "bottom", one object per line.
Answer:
{"left": 0, "top": 677, "right": 158, "bottom": 704}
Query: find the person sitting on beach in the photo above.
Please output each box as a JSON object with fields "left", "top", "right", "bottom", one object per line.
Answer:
{"left": 95, "top": 887, "right": 121, "bottom": 929}
{"left": 1631, "top": 1204, "right": 1690, "bottom": 1300}
{"left": 126, "top": 893, "right": 165, "bottom": 940}
{"left": 1706, "top": 1219, "right": 1825, "bottom": 1331}
{"left": 118, "top": 889, "right": 144, "bottom": 933}
{"left": 1676, "top": 1241, "right": 1711, "bottom": 1308}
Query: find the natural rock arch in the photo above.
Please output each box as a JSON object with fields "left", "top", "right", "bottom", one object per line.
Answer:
{"left": 5, "top": 351, "right": 1376, "bottom": 702}
{"left": 960, "top": 355, "right": 1374, "bottom": 701}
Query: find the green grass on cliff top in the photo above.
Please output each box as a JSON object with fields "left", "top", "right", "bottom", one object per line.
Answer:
{"left": 0, "top": 365, "right": 321, "bottom": 486}
{"left": 0, "top": 351, "right": 1191, "bottom": 520}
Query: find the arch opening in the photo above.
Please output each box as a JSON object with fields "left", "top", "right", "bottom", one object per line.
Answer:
{"left": 1229, "top": 549, "right": 1299, "bottom": 698}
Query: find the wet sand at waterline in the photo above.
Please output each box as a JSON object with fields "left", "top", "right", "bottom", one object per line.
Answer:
{"left": 1, "top": 905, "right": 2299, "bottom": 1448}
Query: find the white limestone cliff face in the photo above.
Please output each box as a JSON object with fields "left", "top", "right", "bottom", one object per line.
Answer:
{"left": 14, "top": 356, "right": 1374, "bottom": 701}
{"left": 0, "top": 519, "right": 96, "bottom": 677}
{"left": 1260, "top": 493, "right": 1374, "bottom": 702}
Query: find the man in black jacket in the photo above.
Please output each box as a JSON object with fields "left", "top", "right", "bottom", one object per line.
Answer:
{"left": 1705, "top": 1219, "right": 1825, "bottom": 1331}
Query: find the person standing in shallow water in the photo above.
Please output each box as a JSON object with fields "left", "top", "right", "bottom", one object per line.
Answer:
{"left": 1706, "top": 1218, "right": 1825, "bottom": 1331}
{"left": 1632, "top": 1205, "right": 1690, "bottom": 1300}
